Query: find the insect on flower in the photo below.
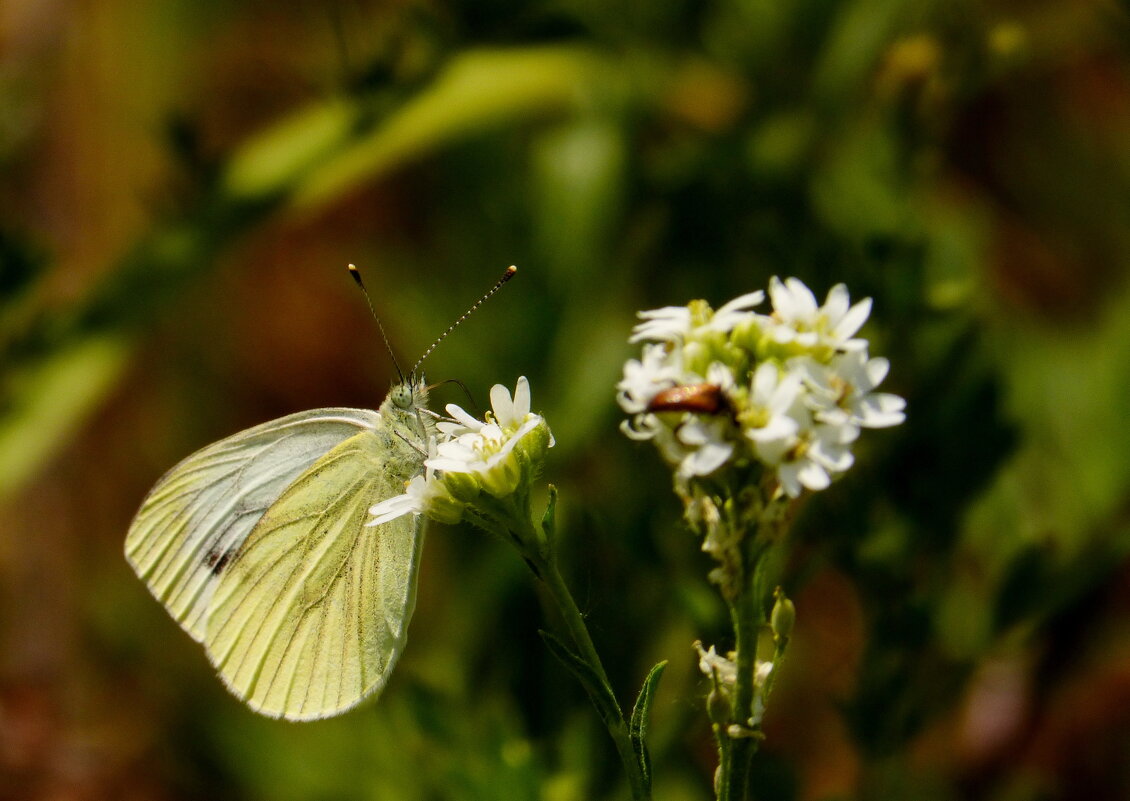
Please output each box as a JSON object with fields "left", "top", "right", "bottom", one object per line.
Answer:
{"left": 646, "top": 383, "right": 731, "bottom": 416}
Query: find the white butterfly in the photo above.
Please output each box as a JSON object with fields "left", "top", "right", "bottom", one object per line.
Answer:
{"left": 126, "top": 383, "right": 434, "bottom": 720}
{"left": 126, "top": 266, "right": 515, "bottom": 720}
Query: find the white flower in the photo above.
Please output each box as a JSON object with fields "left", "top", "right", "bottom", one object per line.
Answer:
{"left": 367, "top": 474, "right": 439, "bottom": 525}
{"left": 742, "top": 363, "right": 803, "bottom": 464}
{"left": 706, "top": 290, "right": 766, "bottom": 334}
{"left": 749, "top": 661, "right": 775, "bottom": 727}
{"left": 775, "top": 422, "right": 854, "bottom": 498}
{"left": 490, "top": 375, "right": 533, "bottom": 432}
{"left": 801, "top": 350, "right": 906, "bottom": 431}
{"left": 675, "top": 418, "right": 734, "bottom": 478}
{"left": 436, "top": 403, "right": 484, "bottom": 438}
{"left": 430, "top": 377, "right": 552, "bottom": 498}
{"left": 620, "top": 413, "right": 662, "bottom": 442}
{"left": 694, "top": 641, "right": 773, "bottom": 691}
{"left": 367, "top": 377, "right": 553, "bottom": 522}
{"left": 619, "top": 358, "right": 738, "bottom": 463}
{"left": 630, "top": 305, "right": 693, "bottom": 343}
{"left": 695, "top": 642, "right": 738, "bottom": 686}
{"left": 704, "top": 360, "right": 737, "bottom": 393}
{"left": 439, "top": 375, "right": 551, "bottom": 442}
{"left": 427, "top": 421, "right": 523, "bottom": 497}
{"left": 630, "top": 292, "right": 766, "bottom": 344}
{"left": 765, "top": 276, "right": 872, "bottom": 352}
{"left": 619, "top": 279, "right": 904, "bottom": 503}
{"left": 616, "top": 343, "right": 681, "bottom": 414}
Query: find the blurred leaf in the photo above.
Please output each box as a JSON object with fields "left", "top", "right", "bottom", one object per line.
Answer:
{"left": 532, "top": 120, "right": 626, "bottom": 287}
{"left": 812, "top": 0, "right": 914, "bottom": 104}
{"left": 285, "top": 47, "right": 620, "bottom": 212}
{"left": 0, "top": 335, "right": 129, "bottom": 496}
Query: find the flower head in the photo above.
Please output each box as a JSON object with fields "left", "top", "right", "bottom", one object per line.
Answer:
{"left": 618, "top": 277, "right": 904, "bottom": 502}
{"left": 763, "top": 276, "right": 872, "bottom": 354}
{"left": 368, "top": 376, "right": 553, "bottom": 525}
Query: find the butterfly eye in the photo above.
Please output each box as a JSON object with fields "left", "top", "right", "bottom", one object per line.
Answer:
{"left": 390, "top": 385, "right": 414, "bottom": 409}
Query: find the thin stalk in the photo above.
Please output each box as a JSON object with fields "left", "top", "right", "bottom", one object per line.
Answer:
{"left": 720, "top": 584, "right": 761, "bottom": 801}
{"left": 537, "top": 551, "right": 651, "bottom": 800}
{"left": 718, "top": 502, "right": 770, "bottom": 801}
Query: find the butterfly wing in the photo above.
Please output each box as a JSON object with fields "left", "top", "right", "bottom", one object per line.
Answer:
{"left": 203, "top": 429, "right": 425, "bottom": 720}
{"left": 125, "top": 408, "right": 381, "bottom": 641}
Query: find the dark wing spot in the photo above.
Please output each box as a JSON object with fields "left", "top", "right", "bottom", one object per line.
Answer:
{"left": 204, "top": 547, "right": 232, "bottom": 576}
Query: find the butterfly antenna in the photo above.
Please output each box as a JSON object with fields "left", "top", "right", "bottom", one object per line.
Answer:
{"left": 410, "top": 265, "right": 517, "bottom": 378}
{"left": 348, "top": 263, "right": 405, "bottom": 383}
{"left": 426, "top": 377, "right": 483, "bottom": 416}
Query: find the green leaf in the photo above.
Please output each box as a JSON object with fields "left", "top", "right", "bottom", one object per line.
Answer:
{"left": 0, "top": 335, "right": 130, "bottom": 499}
{"left": 537, "top": 629, "right": 621, "bottom": 731}
{"left": 280, "top": 47, "right": 612, "bottom": 212}
{"left": 629, "top": 660, "right": 667, "bottom": 789}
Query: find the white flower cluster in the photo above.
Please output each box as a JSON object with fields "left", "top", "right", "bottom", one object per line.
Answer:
{"left": 368, "top": 376, "right": 554, "bottom": 526}
{"left": 618, "top": 277, "right": 905, "bottom": 498}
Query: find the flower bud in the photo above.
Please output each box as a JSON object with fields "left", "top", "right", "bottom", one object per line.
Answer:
{"left": 481, "top": 453, "right": 523, "bottom": 498}
{"left": 682, "top": 340, "right": 713, "bottom": 375}
{"left": 771, "top": 588, "right": 795, "bottom": 644}
{"left": 442, "top": 470, "right": 482, "bottom": 504}
{"left": 730, "top": 316, "right": 761, "bottom": 352}
{"left": 427, "top": 491, "right": 467, "bottom": 525}
{"left": 707, "top": 686, "right": 731, "bottom": 725}
{"left": 517, "top": 420, "right": 554, "bottom": 465}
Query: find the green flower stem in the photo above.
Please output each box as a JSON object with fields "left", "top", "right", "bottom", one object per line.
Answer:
{"left": 719, "top": 505, "right": 772, "bottom": 801}
{"left": 721, "top": 589, "right": 761, "bottom": 801}
{"left": 534, "top": 549, "right": 651, "bottom": 801}
{"left": 469, "top": 489, "right": 650, "bottom": 798}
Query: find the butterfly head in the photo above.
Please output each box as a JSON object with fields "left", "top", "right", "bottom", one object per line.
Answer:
{"left": 380, "top": 378, "right": 434, "bottom": 449}
{"left": 388, "top": 382, "right": 416, "bottom": 410}
{"left": 384, "top": 376, "right": 430, "bottom": 413}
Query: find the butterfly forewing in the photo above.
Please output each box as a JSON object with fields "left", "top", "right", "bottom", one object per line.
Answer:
{"left": 203, "top": 427, "right": 425, "bottom": 720}
{"left": 125, "top": 408, "right": 382, "bottom": 641}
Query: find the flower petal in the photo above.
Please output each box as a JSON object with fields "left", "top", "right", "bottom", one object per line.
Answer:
{"left": 489, "top": 383, "right": 514, "bottom": 425}
{"left": 445, "top": 403, "right": 484, "bottom": 432}
{"left": 865, "top": 356, "right": 890, "bottom": 388}
{"left": 834, "top": 297, "right": 872, "bottom": 340}
{"left": 796, "top": 459, "right": 831, "bottom": 491}
{"left": 823, "top": 283, "right": 850, "bottom": 323}
{"left": 512, "top": 376, "right": 531, "bottom": 419}
{"left": 783, "top": 277, "right": 818, "bottom": 316}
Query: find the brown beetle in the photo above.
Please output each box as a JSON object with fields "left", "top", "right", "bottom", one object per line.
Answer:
{"left": 647, "top": 383, "right": 729, "bottom": 415}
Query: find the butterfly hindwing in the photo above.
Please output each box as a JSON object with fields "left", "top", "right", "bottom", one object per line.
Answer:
{"left": 125, "top": 408, "right": 383, "bottom": 641}
{"left": 203, "top": 427, "right": 426, "bottom": 720}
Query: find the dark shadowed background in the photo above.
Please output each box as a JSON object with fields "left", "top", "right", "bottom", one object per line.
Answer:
{"left": 3, "top": 1, "right": 1130, "bottom": 799}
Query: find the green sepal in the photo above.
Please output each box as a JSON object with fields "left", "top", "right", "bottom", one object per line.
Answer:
{"left": 629, "top": 660, "right": 667, "bottom": 789}
{"left": 538, "top": 629, "right": 622, "bottom": 730}
{"left": 540, "top": 484, "right": 558, "bottom": 555}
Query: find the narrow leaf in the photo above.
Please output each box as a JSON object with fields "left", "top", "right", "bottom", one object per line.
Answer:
{"left": 629, "top": 660, "right": 668, "bottom": 789}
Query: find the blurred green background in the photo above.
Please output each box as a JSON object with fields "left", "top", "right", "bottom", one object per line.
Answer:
{"left": 3, "top": 1, "right": 1130, "bottom": 799}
